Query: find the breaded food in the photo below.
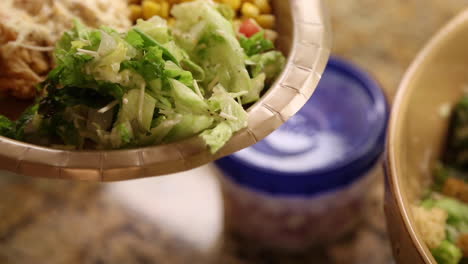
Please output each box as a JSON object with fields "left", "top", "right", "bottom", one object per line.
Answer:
{"left": 457, "top": 234, "right": 468, "bottom": 257}
{"left": 443, "top": 177, "right": 468, "bottom": 203}
{"left": 0, "top": 0, "right": 131, "bottom": 99}
{"left": 412, "top": 205, "right": 448, "bottom": 249}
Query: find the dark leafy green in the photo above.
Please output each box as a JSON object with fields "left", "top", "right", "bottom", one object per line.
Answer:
{"left": 0, "top": 115, "right": 16, "bottom": 139}
{"left": 15, "top": 104, "right": 39, "bottom": 140}
{"left": 445, "top": 96, "right": 468, "bottom": 171}
{"left": 121, "top": 46, "right": 165, "bottom": 82}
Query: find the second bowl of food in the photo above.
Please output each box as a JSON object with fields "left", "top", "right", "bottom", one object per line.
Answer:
{"left": 385, "top": 8, "right": 468, "bottom": 264}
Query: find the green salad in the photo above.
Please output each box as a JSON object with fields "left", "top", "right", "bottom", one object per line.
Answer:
{"left": 414, "top": 96, "right": 468, "bottom": 264}
{"left": 0, "top": 0, "right": 285, "bottom": 153}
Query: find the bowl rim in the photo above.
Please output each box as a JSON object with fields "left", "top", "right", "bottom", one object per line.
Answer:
{"left": 0, "top": 0, "right": 332, "bottom": 181}
{"left": 387, "top": 7, "right": 468, "bottom": 264}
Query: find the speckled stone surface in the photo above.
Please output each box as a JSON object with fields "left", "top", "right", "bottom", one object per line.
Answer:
{"left": 0, "top": 169, "right": 390, "bottom": 264}
{"left": 2, "top": 1, "right": 468, "bottom": 263}
{"left": 329, "top": 0, "right": 468, "bottom": 102}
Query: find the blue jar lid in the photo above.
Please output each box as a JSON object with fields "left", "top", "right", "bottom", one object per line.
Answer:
{"left": 215, "top": 56, "right": 389, "bottom": 196}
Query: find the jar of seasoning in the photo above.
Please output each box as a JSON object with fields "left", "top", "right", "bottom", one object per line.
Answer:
{"left": 215, "top": 56, "right": 389, "bottom": 250}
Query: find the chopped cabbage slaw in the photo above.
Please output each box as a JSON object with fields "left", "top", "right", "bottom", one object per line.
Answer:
{"left": 0, "top": 0, "right": 285, "bottom": 153}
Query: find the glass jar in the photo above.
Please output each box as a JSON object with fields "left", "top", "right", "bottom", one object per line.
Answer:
{"left": 215, "top": 56, "right": 389, "bottom": 250}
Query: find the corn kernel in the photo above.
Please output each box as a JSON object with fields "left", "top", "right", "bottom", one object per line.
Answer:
{"left": 253, "top": 0, "right": 271, "bottom": 14}
{"left": 241, "top": 2, "right": 260, "bottom": 18}
{"left": 130, "top": 5, "right": 143, "bottom": 21}
{"left": 256, "top": 14, "right": 275, "bottom": 29}
{"left": 168, "top": 18, "right": 176, "bottom": 26}
{"left": 220, "top": 0, "right": 241, "bottom": 11}
{"left": 133, "top": 0, "right": 278, "bottom": 39}
{"left": 142, "top": 1, "right": 161, "bottom": 20}
{"left": 160, "top": 2, "right": 170, "bottom": 18}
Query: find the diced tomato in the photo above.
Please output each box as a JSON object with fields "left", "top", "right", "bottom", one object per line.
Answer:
{"left": 239, "top": 19, "right": 261, "bottom": 38}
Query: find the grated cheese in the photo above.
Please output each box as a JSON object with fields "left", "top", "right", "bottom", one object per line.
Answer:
{"left": 193, "top": 80, "right": 204, "bottom": 99}
{"left": 220, "top": 112, "right": 238, "bottom": 121}
{"left": 0, "top": 0, "right": 130, "bottom": 51}
{"left": 77, "top": 48, "right": 98, "bottom": 57}
{"left": 98, "top": 100, "right": 119, "bottom": 114}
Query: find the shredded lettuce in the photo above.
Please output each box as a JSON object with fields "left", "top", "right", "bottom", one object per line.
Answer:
{"left": 111, "top": 121, "right": 134, "bottom": 148}
{"left": 165, "top": 114, "right": 214, "bottom": 142}
{"left": 115, "top": 89, "right": 156, "bottom": 132}
{"left": 0, "top": 2, "right": 285, "bottom": 153}
{"left": 134, "top": 17, "right": 172, "bottom": 44}
{"left": 172, "top": 0, "right": 253, "bottom": 103}
{"left": 243, "top": 73, "right": 266, "bottom": 104}
{"left": 249, "top": 51, "right": 286, "bottom": 83}
{"left": 201, "top": 84, "right": 248, "bottom": 153}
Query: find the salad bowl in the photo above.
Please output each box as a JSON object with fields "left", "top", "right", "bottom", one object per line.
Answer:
{"left": 385, "top": 8, "right": 468, "bottom": 264}
{"left": 0, "top": 0, "right": 331, "bottom": 181}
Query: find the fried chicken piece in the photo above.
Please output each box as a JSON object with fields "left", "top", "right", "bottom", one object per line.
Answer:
{"left": 13, "top": 0, "right": 48, "bottom": 16}
{"left": 0, "top": 13, "right": 49, "bottom": 99}
{"left": 442, "top": 177, "right": 468, "bottom": 203}
{"left": 0, "top": 47, "right": 50, "bottom": 98}
{"left": 0, "top": 0, "right": 130, "bottom": 99}
{"left": 458, "top": 234, "right": 468, "bottom": 257}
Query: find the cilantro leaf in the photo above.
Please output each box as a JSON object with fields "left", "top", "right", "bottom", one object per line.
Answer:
{"left": 239, "top": 31, "right": 274, "bottom": 56}
{"left": 0, "top": 115, "right": 16, "bottom": 139}
{"left": 121, "top": 46, "right": 165, "bottom": 82}
{"left": 15, "top": 104, "right": 39, "bottom": 140}
{"left": 134, "top": 28, "right": 180, "bottom": 65}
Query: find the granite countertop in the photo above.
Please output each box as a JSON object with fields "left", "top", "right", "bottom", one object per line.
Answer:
{"left": 2, "top": 1, "right": 468, "bottom": 263}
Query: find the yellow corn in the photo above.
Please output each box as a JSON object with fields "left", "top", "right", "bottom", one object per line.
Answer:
{"left": 142, "top": 1, "right": 161, "bottom": 19}
{"left": 132, "top": 0, "right": 278, "bottom": 36}
{"left": 219, "top": 0, "right": 242, "bottom": 11}
{"left": 253, "top": 0, "right": 271, "bottom": 14}
{"left": 241, "top": 2, "right": 260, "bottom": 18}
{"left": 255, "top": 14, "right": 274, "bottom": 29}
{"left": 160, "top": 2, "right": 170, "bottom": 18}
{"left": 130, "top": 5, "right": 143, "bottom": 21}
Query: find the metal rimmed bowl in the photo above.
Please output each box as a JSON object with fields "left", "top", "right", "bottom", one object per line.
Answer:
{"left": 0, "top": 0, "right": 331, "bottom": 181}
{"left": 385, "top": 8, "right": 468, "bottom": 264}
